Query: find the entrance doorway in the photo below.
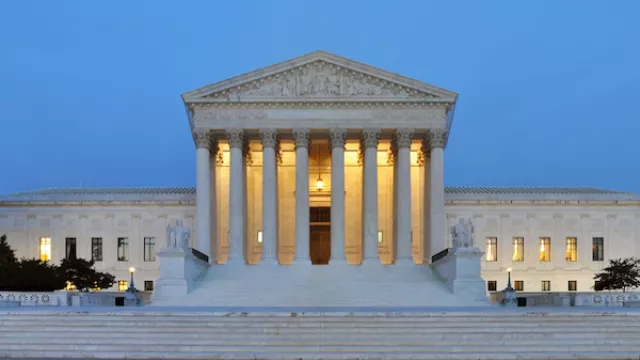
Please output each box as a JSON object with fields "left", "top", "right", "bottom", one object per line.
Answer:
{"left": 310, "top": 207, "right": 331, "bottom": 265}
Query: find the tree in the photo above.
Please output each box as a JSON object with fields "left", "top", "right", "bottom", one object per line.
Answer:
{"left": 58, "top": 257, "right": 116, "bottom": 292}
{"left": 0, "top": 234, "right": 17, "bottom": 266}
{"left": 15, "top": 259, "right": 67, "bottom": 292}
{"left": 593, "top": 257, "right": 640, "bottom": 292}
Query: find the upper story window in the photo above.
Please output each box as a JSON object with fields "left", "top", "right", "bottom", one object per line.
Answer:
{"left": 539, "top": 237, "right": 551, "bottom": 262}
{"left": 91, "top": 237, "right": 103, "bottom": 262}
{"left": 39, "top": 237, "right": 51, "bottom": 262}
{"left": 485, "top": 237, "right": 497, "bottom": 262}
{"left": 565, "top": 237, "right": 577, "bottom": 262}
{"left": 117, "top": 237, "right": 129, "bottom": 262}
{"left": 592, "top": 237, "right": 604, "bottom": 261}
{"left": 65, "top": 237, "right": 77, "bottom": 260}
{"left": 144, "top": 237, "right": 156, "bottom": 262}
{"left": 512, "top": 237, "right": 524, "bottom": 262}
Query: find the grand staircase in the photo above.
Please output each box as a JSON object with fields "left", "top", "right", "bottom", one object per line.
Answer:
{"left": 1, "top": 309, "right": 640, "bottom": 359}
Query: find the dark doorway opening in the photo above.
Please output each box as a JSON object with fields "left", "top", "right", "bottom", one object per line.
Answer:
{"left": 310, "top": 207, "right": 331, "bottom": 265}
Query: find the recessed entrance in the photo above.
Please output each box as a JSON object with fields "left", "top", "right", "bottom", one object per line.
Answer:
{"left": 310, "top": 207, "right": 331, "bottom": 265}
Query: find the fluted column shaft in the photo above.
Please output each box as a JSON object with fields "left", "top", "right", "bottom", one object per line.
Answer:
{"left": 293, "top": 128, "right": 311, "bottom": 264}
{"left": 420, "top": 144, "right": 431, "bottom": 264}
{"left": 395, "top": 128, "right": 414, "bottom": 265}
{"left": 260, "top": 129, "right": 278, "bottom": 264}
{"left": 428, "top": 129, "right": 448, "bottom": 261}
{"left": 361, "top": 128, "right": 380, "bottom": 264}
{"left": 226, "top": 128, "right": 245, "bottom": 265}
{"left": 329, "top": 129, "right": 347, "bottom": 264}
{"left": 193, "top": 129, "right": 212, "bottom": 262}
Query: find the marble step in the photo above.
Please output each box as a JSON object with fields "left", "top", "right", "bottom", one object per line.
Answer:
{"left": 3, "top": 344, "right": 640, "bottom": 353}
{"left": 2, "top": 350, "right": 640, "bottom": 360}
{"left": 4, "top": 330, "right": 638, "bottom": 340}
{"left": 3, "top": 336, "right": 640, "bottom": 347}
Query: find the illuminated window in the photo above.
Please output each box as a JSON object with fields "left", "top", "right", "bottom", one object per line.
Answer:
{"left": 512, "top": 237, "right": 524, "bottom": 262}
{"left": 39, "top": 237, "right": 51, "bottom": 262}
{"left": 144, "top": 237, "right": 156, "bottom": 262}
{"left": 117, "top": 237, "right": 129, "bottom": 262}
{"left": 514, "top": 280, "right": 524, "bottom": 291}
{"left": 118, "top": 281, "right": 128, "bottom": 292}
{"left": 487, "top": 281, "right": 497, "bottom": 292}
{"left": 568, "top": 280, "right": 577, "bottom": 291}
{"left": 65, "top": 238, "right": 77, "bottom": 260}
{"left": 485, "top": 237, "right": 497, "bottom": 262}
{"left": 91, "top": 238, "right": 103, "bottom": 262}
{"left": 539, "top": 237, "right": 551, "bottom": 262}
{"left": 541, "top": 280, "right": 551, "bottom": 292}
{"left": 592, "top": 237, "right": 604, "bottom": 261}
{"left": 565, "top": 237, "right": 577, "bottom": 262}
{"left": 65, "top": 281, "right": 77, "bottom": 291}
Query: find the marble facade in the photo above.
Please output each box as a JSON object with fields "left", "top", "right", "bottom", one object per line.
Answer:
{"left": 1, "top": 51, "right": 639, "bottom": 298}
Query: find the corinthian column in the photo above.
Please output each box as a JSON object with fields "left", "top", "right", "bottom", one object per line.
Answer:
{"left": 329, "top": 128, "right": 347, "bottom": 264}
{"left": 293, "top": 128, "right": 311, "bottom": 265}
{"left": 226, "top": 128, "right": 245, "bottom": 265}
{"left": 260, "top": 129, "right": 278, "bottom": 264}
{"left": 427, "top": 129, "right": 448, "bottom": 261}
{"left": 395, "top": 128, "right": 414, "bottom": 265}
{"left": 193, "top": 129, "right": 212, "bottom": 262}
{"left": 361, "top": 128, "right": 380, "bottom": 265}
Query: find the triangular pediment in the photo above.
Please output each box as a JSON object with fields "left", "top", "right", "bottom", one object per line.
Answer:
{"left": 182, "top": 51, "right": 457, "bottom": 102}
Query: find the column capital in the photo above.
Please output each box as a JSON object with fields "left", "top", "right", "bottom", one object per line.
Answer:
{"left": 192, "top": 129, "right": 212, "bottom": 149}
{"left": 426, "top": 128, "right": 449, "bottom": 149}
{"left": 395, "top": 128, "right": 415, "bottom": 148}
{"left": 293, "top": 128, "right": 310, "bottom": 149}
{"left": 225, "top": 128, "right": 244, "bottom": 149}
{"left": 361, "top": 128, "right": 381, "bottom": 149}
{"left": 329, "top": 128, "right": 347, "bottom": 149}
{"left": 259, "top": 128, "right": 278, "bottom": 148}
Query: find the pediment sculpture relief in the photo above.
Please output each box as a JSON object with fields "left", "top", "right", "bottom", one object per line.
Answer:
{"left": 207, "top": 61, "right": 435, "bottom": 99}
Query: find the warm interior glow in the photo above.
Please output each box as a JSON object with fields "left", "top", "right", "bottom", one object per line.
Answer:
{"left": 378, "top": 231, "right": 383, "bottom": 244}
{"left": 316, "top": 176, "right": 324, "bottom": 191}
{"left": 257, "top": 231, "right": 263, "bottom": 244}
{"left": 129, "top": 267, "right": 135, "bottom": 274}
{"left": 39, "top": 237, "right": 51, "bottom": 262}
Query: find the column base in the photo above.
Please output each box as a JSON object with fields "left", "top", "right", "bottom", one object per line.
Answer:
{"left": 360, "top": 259, "right": 381, "bottom": 266}
{"left": 329, "top": 258, "right": 348, "bottom": 265}
{"left": 260, "top": 258, "right": 279, "bottom": 265}
{"left": 224, "top": 258, "right": 246, "bottom": 266}
{"left": 291, "top": 259, "right": 312, "bottom": 265}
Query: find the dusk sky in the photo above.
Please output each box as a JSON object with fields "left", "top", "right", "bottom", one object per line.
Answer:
{"left": 1, "top": 1, "right": 638, "bottom": 195}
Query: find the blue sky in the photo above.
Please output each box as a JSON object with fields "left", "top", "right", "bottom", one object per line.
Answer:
{"left": 1, "top": 1, "right": 639, "bottom": 195}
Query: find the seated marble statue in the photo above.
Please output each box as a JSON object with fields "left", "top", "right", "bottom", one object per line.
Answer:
{"left": 166, "top": 220, "right": 191, "bottom": 251}
{"left": 452, "top": 218, "right": 474, "bottom": 248}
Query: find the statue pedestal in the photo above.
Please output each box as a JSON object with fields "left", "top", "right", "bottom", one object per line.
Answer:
{"left": 153, "top": 248, "right": 209, "bottom": 302}
{"left": 432, "top": 247, "right": 488, "bottom": 304}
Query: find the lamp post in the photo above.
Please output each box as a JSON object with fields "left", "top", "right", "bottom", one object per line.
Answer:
{"left": 126, "top": 267, "right": 137, "bottom": 293}
{"left": 124, "top": 266, "right": 140, "bottom": 306}
{"left": 502, "top": 267, "right": 517, "bottom": 306}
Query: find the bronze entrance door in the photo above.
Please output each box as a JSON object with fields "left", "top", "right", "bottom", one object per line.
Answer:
{"left": 309, "top": 207, "right": 331, "bottom": 265}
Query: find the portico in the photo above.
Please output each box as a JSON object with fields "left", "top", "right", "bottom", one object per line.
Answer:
{"left": 183, "top": 51, "right": 456, "bottom": 268}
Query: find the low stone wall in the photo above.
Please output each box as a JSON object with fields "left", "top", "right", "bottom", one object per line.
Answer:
{"left": 490, "top": 291, "right": 640, "bottom": 307}
{"left": 0, "top": 291, "right": 71, "bottom": 306}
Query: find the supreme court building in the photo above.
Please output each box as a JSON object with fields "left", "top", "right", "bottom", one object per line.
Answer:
{"left": 1, "top": 51, "right": 639, "bottom": 306}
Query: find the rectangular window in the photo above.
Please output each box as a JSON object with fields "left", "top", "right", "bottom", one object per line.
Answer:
{"left": 117, "top": 280, "right": 128, "bottom": 292}
{"left": 39, "top": 237, "right": 51, "bottom": 262}
{"left": 592, "top": 237, "right": 604, "bottom": 261}
{"left": 541, "top": 280, "right": 551, "bottom": 292}
{"left": 512, "top": 237, "right": 524, "bottom": 262}
{"left": 143, "top": 237, "right": 156, "bottom": 262}
{"left": 117, "top": 237, "right": 129, "bottom": 262}
{"left": 485, "top": 237, "right": 497, "bottom": 262}
{"left": 91, "top": 237, "right": 103, "bottom": 262}
{"left": 487, "top": 281, "right": 497, "bottom": 292}
{"left": 539, "top": 237, "right": 551, "bottom": 262}
{"left": 65, "top": 237, "right": 77, "bottom": 260}
{"left": 565, "top": 237, "right": 578, "bottom": 262}
{"left": 568, "top": 280, "right": 577, "bottom": 291}
{"left": 144, "top": 281, "right": 154, "bottom": 292}
{"left": 514, "top": 280, "right": 524, "bottom": 292}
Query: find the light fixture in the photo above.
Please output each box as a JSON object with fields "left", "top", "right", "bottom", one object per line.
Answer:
{"left": 378, "top": 231, "right": 383, "bottom": 244}
{"left": 127, "top": 267, "right": 136, "bottom": 293}
{"left": 315, "top": 143, "right": 324, "bottom": 191}
{"left": 257, "top": 231, "right": 263, "bottom": 244}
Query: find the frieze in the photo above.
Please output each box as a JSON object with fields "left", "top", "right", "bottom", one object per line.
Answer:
{"left": 204, "top": 61, "right": 436, "bottom": 99}
{"left": 191, "top": 101, "right": 449, "bottom": 112}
